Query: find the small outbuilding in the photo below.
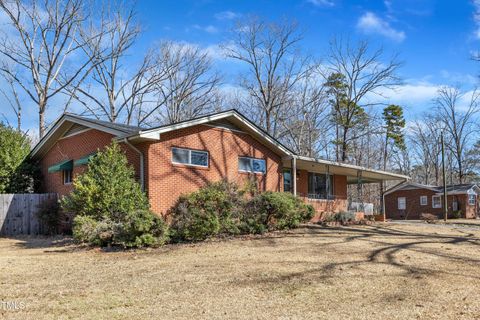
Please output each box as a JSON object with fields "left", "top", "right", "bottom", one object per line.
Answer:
{"left": 384, "top": 182, "right": 479, "bottom": 219}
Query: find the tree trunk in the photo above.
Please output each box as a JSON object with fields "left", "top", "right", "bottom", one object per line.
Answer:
{"left": 17, "top": 106, "right": 21, "bottom": 132}
{"left": 341, "top": 128, "right": 348, "bottom": 162}
{"left": 39, "top": 98, "right": 47, "bottom": 138}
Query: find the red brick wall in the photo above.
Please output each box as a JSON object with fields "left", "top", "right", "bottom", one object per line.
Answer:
{"left": 295, "top": 170, "right": 348, "bottom": 221}
{"left": 385, "top": 189, "right": 477, "bottom": 219}
{"left": 144, "top": 124, "right": 283, "bottom": 214}
{"left": 38, "top": 123, "right": 353, "bottom": 220}
{"left": 39, "top": 129, "right": 141, "bottom": 197}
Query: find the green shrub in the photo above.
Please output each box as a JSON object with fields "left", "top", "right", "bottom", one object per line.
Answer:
{"left": 333, "top": 211, "right": 356, "bottom": 224}
{"left": 240, "top": 192, "right": 314, "bottom": 233}
{"left": 73, "top": 210, "right": 169, "bottom": 248}
{"left": 62, "top": 142, "right": 149, "bottom": 220}
{"left": 168, "top": 180, "right": 243, "bottom": 241}
{"left": 65, "top": 142, "right": 167, "bottom": 248}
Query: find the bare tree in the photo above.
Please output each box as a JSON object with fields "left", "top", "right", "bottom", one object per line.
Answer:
{"left": 410, "top": 115, "right": 446, "bottom": 185}
{"left": 223, "top": 17, "right": 314, "bottom": 138}
{"left": 281, "top": 69, "right": 331, "bottom": 157}
{"left": 0, "top": 0, "right": 95, "bottom": 137}
{"left": 65, "top": 1, "right": 165, "bottom": 125}
{"left": 435, "top": 86, "right": 480, "bottom": 184}
{"left": 325, "top": 38, "right": 402, "bottom": 162}
{"left": 0, "top": 69, "right": 22, "bottom": 130}
{"left": 142, "top": 41, "right": 222, "bottom": 125}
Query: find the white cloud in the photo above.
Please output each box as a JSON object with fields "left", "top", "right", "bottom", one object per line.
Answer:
{"left": 307, "top": 0, "right": 335, "bottom": 7}
{"left": 214, "top": 11, "right": 240, "bottom": 20}
{"left": 473, "top": 0, "right": 480, "bottom": 39}
{"left": 357, "top": 12, "right": 406, "bottom": 42}
{"left": 440, "top": 70, "right": 478, "bottom": 86}
{"left": 192, "top": 24, "right": 219, "bottom": 34}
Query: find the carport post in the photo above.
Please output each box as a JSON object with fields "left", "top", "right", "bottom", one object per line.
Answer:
{"left": 357, "top": 170, "right": 363, "bottom": 211}
{"left": 441, "top": 132, "right": 448, "bottom": 222}
{"left": 382, "top": 185, "right": 386, "bottom": 222}
{"left": 292, "top": 157, "right": 297, "bottom": 196}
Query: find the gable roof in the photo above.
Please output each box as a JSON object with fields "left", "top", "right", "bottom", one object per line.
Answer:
{"left": 30, "top": 109, "right": 410, "bottom": 183}
{"left": 30, "top": 113, "right": 143, "bottom": 159}
{"left": 440, "top": 184, "right": 480, "bottom": 195}
{"left": 385, "top": 181, "right": 480, "bottom": 196}
{"left": 123, "top": 109, "right": 294, "bottom": 156}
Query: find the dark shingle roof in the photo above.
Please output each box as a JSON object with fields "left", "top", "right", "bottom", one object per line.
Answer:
{"left": 440, "top": 184, "right": 478, "bottom": 193}
{"left": 64, "top": 113, "right": 143, "bottom": 134}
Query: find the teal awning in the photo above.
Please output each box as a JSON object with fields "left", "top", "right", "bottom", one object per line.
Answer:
{"left": 74, "top": 153, "right": 96, "bottom": 167}
{"left": 48, "top": 160, "right": 73, "bottom": 173}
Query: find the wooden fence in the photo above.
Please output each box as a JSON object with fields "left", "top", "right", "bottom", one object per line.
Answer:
{"left": 0, "top": 193, "right": 58, "bottom": 236}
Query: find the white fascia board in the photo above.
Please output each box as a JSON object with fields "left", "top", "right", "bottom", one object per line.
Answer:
{"left": 295, "top": 155, "right": 410, "bottom": 181}
{"left": 30, "top": 116, "right": 69, "bottom": 158}
{"left": 31, "top": 114, "right": 134, "bottom": 158}
{"left": 384, "top": 182, "right": 438, "bottom": 196}
{"left": 124, "top": 111, "right": 293, "bottom": 156}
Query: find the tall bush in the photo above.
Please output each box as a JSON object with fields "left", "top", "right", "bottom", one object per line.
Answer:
{"left": 63, "top": 142, "right": 167, "bottom": 247}
{"left": 62, "top": 142, "right": 148, "bottom": 219}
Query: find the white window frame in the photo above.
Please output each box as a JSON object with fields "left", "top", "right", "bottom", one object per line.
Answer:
{"left": 420, "top": 196, "right": 427, "bottom": 206}
{"left": 397, "top": 197, "right": 406, "bottom": 210}
{"left": 238, "top": 156, "right": 266, "bottom": 174}
{"left": 63, "top": 169, "right": 73, "bottom": 185}
{"left": 432, "top": 195, "right": 442, "bottom": 208}
{"left": 171, "top": 147, "right": 209, "bottom": 168}
{"left": 468, "top": 194, "right": 476, "bottom": 206}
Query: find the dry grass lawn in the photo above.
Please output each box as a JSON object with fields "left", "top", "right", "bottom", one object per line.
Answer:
{"left": 2, "top": 221, "right": 480, "bottom": 320}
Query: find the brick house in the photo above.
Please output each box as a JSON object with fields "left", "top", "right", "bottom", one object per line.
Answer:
{"left": 31, "top": 110, "right": 408, "bottom": 220}
{"left": 384, "top": 182, "right": 480, "bottom": 219}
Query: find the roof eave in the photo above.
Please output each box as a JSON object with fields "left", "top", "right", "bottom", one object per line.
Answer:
{"left": 293, "top": 155, "right": 410, "bottom": 182}
{"left": 30, "top": 114, "right": 140, "bottom": 159}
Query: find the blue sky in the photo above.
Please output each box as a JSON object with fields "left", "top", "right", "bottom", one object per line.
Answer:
{"left": 134, "top": 0, "right": 480, "bottom": 116}
{"left": 2, "top": 0, "right": 480, "bottom": 135}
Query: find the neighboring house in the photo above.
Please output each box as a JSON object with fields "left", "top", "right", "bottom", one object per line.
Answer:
{"left": 30, "top": 110, "right": 408, "bottom": 221}
{"left": 384, "top": 182, "right": 480, "bottom": 219}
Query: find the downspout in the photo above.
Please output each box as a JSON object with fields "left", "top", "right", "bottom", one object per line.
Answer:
{"left": 123, "top": 138, "right": 145, "bottom": 192}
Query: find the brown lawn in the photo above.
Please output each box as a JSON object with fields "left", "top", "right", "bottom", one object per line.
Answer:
{"left": 1, "top": 221, "right": 480, "bottom": 320}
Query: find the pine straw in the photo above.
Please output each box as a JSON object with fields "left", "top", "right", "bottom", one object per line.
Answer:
{"left": 2, "top": 222, "right": 480, "bottom": 320}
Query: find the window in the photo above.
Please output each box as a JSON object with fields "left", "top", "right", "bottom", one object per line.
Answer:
{"left": 397, "top": 197, "right": 406, "bottom": 210}
{"left": 420, "top": 196, "right": 427, "bottom": 206}
{"left": 308, "top": 173, "right": 334, "bottom": 200}
{"left": 63, "top": 169, "right": 73, "bottom": 185}
{"left": 469, "top": 194, "right": 476, "bottom": 206}
{"left": 432, "top": 195, "right": 442, "bottom": 208}
{"left": 238, "top": 157, "right": 266, "bottom": 174}
{"left": 172, "top": 147, "right": 208, "bottom": 167}
{"left": 283, "top": 169, "right": 292, "bottom": 192}
{"left": 452, "top": 201, "right": 458, "bottom": 211}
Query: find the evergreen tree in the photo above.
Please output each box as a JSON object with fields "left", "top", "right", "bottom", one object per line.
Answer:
{"left": 383, "top": 104, "right": 406, "bottom": 170}
{"left": 0, "top": 123, "right": 37, "bottom": 193}
{"left": 325, "top": 72, "right": 368, "bottom": 162}
{"left": 62, "top": 142, "right": 149, "bottom": 220}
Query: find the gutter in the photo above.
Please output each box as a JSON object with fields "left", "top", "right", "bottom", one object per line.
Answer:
{"left": 123, "top": 138, "right": 145, "bottom": 192}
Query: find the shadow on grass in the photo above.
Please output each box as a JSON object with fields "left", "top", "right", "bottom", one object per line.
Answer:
{"left": 233, "top": 223, "right": 480, "bottom": 287}
{"left": 4, "top": 235, "right": 76, "bottom": 252}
